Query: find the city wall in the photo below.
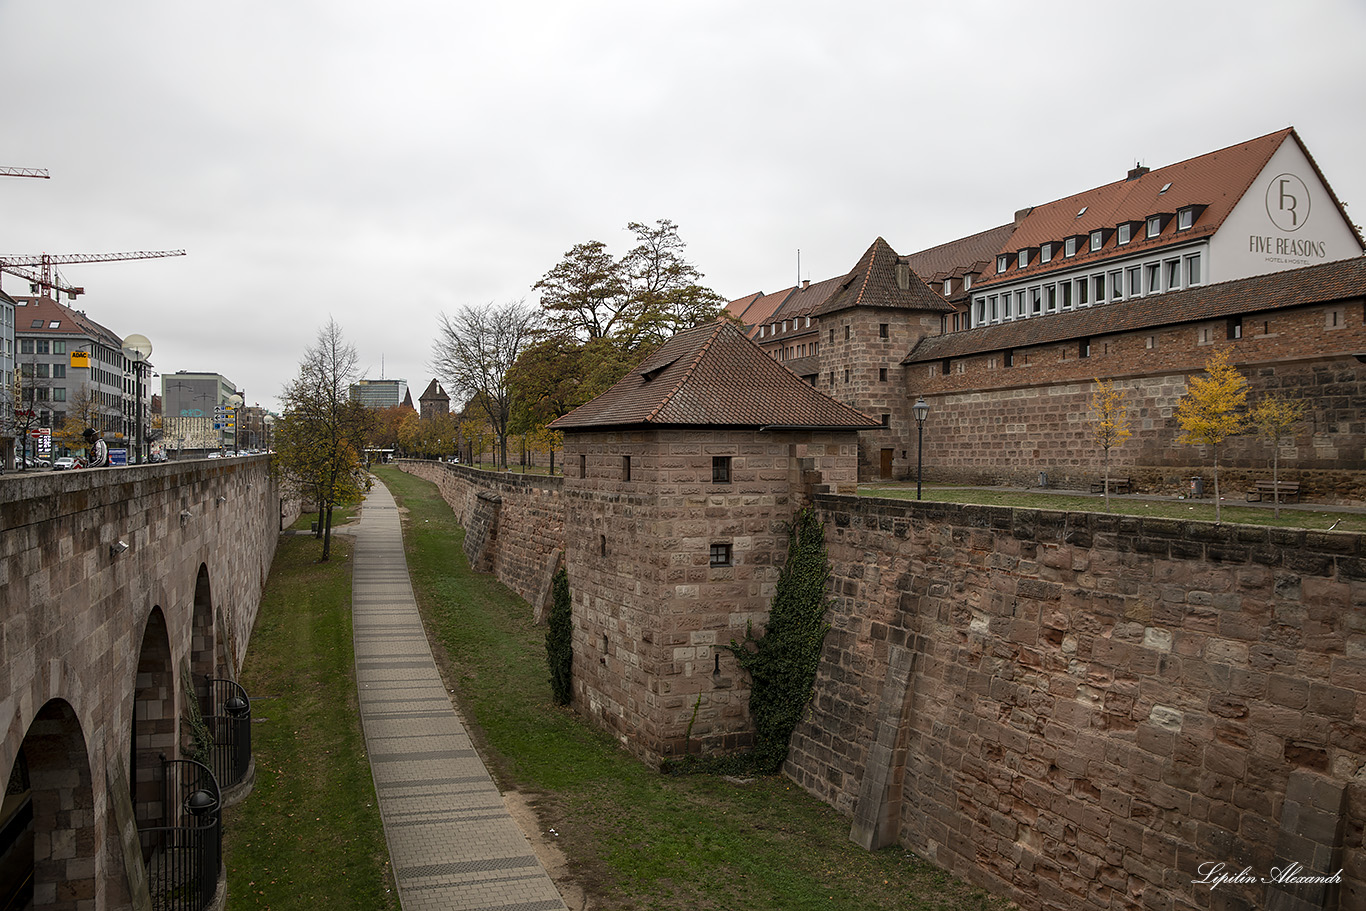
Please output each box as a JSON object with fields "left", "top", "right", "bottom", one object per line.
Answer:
{"left": 396, "top": 461, "right": 1365, "bottom": 910}
{"left": 789, "top": 493, "right": 1366, "bottom": 911}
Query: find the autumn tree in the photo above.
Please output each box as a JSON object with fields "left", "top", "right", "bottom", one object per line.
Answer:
{"left": 1175, "top": 348, "right": 1248, "bottom": 522}
{"left": 1249, "top": 394, "right": 1306, "bottom": 518}
{"left": 518, "top": 220, "right": 725, "bottom": 428}
{"left": 275, "top": 319, "right": 372, "bottom": 560}
{"left": 1089, "top": 378, "right": 1131, "bottom": 512}
{"left": 431, "top": 301, "right": 540, "bottom": 469}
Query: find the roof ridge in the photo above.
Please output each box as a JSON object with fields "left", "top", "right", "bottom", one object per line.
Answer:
{"left": 642, "top": 320, "right": 723, "bottom": 423}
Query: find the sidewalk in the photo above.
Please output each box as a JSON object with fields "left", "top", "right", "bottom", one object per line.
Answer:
{"left": 351, "top": 479, "right": 569, "bottom": 911}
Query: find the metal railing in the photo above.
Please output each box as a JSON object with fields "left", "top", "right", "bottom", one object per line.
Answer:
{"left": 203, "top": 678, "right": 252, "bottom": 787}
{"left": 137, "top": 757, "right": 220, "bottom": 911}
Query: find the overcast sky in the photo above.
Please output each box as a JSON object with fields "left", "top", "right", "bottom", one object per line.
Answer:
{"left": 3, "top": 1, "right": 1364, "bottom": 412}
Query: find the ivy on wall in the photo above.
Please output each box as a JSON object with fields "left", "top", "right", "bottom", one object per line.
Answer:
{"left": 546, "top": 565, "right": 573, "bottom": 705}
{"left": 725, "top": 506, "right": 833, "bottom": 774}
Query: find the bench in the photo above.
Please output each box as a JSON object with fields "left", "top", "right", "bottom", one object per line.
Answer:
{"left": 1247, "top": 480, "right": 1300, "bottom": 503}
{"left": 1090, "top": 477, "right": 1132, "bottom": 495}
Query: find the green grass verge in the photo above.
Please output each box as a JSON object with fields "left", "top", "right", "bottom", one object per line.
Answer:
{"left": 860, "top": 484, "right": 1366, "bottom": 532}
{"left": 224, "top": 532, "right": 399, "bottom": 911}
{"left": 373, "top": 466, "right": 1006, "bottom": 911}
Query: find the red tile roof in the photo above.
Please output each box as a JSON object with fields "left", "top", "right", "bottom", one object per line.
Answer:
{"left": 973, "top": 128, "right": 1364, "bottom": 291}
{"left": 903, "top": 223, "right": 1016, "bottom": 283}
{"left": 12, "top": 295, "right": 123, "bottom": 348}
{"left": 904, "top": 255, "right": 1366, "bottom": 363}
{"left": 814, "top": 237, "right": 953, "bottom": 316}
{"left": 550, "top": 320, "right": 880, "bottom": 430}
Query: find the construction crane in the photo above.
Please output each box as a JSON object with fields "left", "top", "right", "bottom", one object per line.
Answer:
{"left": 0, "top": 167, "right": 49, "bottom": 179}
{"left": 0, "top": 250, "right": 186, "bottom": 300}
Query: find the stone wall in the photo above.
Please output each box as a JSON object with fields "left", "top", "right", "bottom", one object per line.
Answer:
{"left": 0, "top": 456, "right": 282, "bottom": 908}
{"left": 396, "top": 461, "right": 566, "bottom": 615}
{"left": 787, "top": 493, "right": 1366, "bottom": 911}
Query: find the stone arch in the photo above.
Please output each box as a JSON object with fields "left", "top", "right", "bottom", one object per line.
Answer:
{"left": 131, "top": 607, "right": 176, "bottom": 829}
{"left": 190, "top": 564, "right": 215, "bottom": 694}
{"left": 2, "top": 698, "right": 96, "bottom": 911}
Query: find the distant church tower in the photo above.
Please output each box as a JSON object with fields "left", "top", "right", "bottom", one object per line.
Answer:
{"left": 419, "top": 378, "right": 449, "bottom": 421}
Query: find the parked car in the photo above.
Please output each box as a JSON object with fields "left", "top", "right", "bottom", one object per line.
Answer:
{"left": 52, "top": 457, "right": 83, "bottom": 471}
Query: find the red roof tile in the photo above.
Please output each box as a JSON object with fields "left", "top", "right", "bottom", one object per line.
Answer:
{"left": 814, "top": 237, "right": 953, "bottom": 316}
{"left": 550, "top": 320, "right": 880, "bottom": 430}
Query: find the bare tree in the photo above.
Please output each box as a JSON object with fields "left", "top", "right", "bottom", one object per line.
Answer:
{"left": 430, "top": 301, "right": 541, "bottom": 469}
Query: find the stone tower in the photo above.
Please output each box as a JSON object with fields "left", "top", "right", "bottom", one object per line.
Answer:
{"left": 550, "top": 320, "right": 877, "bottom": 764}
{"left": 418, "top": 378, "right": 449, "bottom": 421}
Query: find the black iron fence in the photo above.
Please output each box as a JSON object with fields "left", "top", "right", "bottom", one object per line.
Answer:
{"left": 203, "top": 678, "right": 252, "bottom": 787}
{"left": 137, "top": 757, "right": 220, "bottom": 911}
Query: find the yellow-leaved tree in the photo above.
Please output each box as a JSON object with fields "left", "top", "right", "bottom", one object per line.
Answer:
{"left": 1175, "top": 348, "right": 1247, "bottom": 522}
{"left": 1248, "top": 394, "right": 1306, "bottom": 519}
{"left": 1090, "top": 379, "right": 1131, "bottom": 512}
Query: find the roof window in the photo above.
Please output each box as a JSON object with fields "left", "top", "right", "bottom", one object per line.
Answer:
{"left": 1146, "top": 216, "right": 1163, "bottom": 238}
{"left": 1018, "top": 249, "right": 1030, "bottom": 268}
{"left": 49, "top": 321, "right": 60, "bottom": 328}
{"left": 1160, "top": 182, "right": 1172, "bottom": 194}
{"left": 1076, "top": 206, "right": 1087, "bottom": 218}
{"left": 1178, "top": 207, "right": 1196, "bottom": 230}
{"left": 1040, "top": 243, "right": 1052, "bottom": 264}
{"left": 1117, "top": 224, "right": 1132, "bottom": 245}
{"left": 944, "top": 279, "right": 953, "bottom": 296}
{"left": 996, "top": 254, "right": 1008, "bottom": 274}
{"left": 1064, "top": 237, "right": 1077, "bottom": 257}
{"left": 1090, "top": 230, "right": 1103, "bottom": 252}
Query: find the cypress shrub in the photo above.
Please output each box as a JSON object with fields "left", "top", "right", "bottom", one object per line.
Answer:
{"left": 545, "top": 565, "right": 574, "bottom": 705}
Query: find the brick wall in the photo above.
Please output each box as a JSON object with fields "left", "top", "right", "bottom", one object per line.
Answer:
{"left": 787, "top": 493, "right": 1366, "bottom": 911}
{"left": 902, "top": 301, "right": 1366, "bottom": 498}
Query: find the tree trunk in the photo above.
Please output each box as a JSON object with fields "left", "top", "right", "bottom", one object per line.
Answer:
{"left": 322, "top": 504, "right": 333, "bottom": 561}
{"left": 1272, "top": 446, "right": 1281, "bottom": 520}
{"left": 1213, "top": 444, "right": 1221, "bottom": 524}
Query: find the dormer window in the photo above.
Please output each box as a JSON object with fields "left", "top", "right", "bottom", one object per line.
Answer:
{"left": 1040, "top": 243, "right": 1052, "bottom": 264}
{"left": 759, "top": 326, "right": 765, "bottom": 338}
{"left": 1117, "top": 224, "right": 1132, "bottom": 245}
{"left": 1146, "top": 216, "right": 1163, "bottom": 238}
{"left": 1178, "top": 207, "right": 1195, "bottom": 230}
{"left": 963, "top": 274, "right": 971, "bottom": 290}
{"left": 996, "top": 255, "right": 1008, "bottom": 274}
{"left": 1018, "top": 249, "right": 1030, "bottom": 268}
{"left": 1064, "top": 237, "right": 1077, "bottom": 257}
{"left": 943, "top": 279, "right": 953, "bottom": 296}
{"left": 1090, "top": 230, "right": 1103, "bottom": 252}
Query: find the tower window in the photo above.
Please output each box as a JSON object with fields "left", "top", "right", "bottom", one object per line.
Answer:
{"left": 712, "top": 456, "right": 731, "bottom": 483}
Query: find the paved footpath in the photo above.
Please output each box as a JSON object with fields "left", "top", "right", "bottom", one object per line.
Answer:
{"left": 351, "top": 479, "right": 569, "bottom": 911}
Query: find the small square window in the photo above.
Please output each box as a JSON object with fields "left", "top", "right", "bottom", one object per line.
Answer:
{"left": 879, "top": 323, "right": 889, "bottom": 338}
{"left": 879, "top": 367, "right": 888, "bottom": 382}
{"left": 1065, "top": 237, "right": 1077, "bottom": 257}
{"left": 1004, "top": 349, "right": 1014, "bottom": 367}
{"left": 843, "top": 369, "right": 849, "bottom": 383}
{"left": 1080, "top": 338, "right": 1091, "bottom": 358}
{"left": 1018, "top": 249, "right": 1029, "bottom": 268}
{"left": 1041, "top": 243, "right": 1052, "bottom": 263}
{"left": 1147, "top": 216, "right": 1162, "bottom": 238}
{"left": 881, "top": 414, "right": 890, "bottom": 426}
{"left": 710, "top": 543, "right": 733, "bottom": 567}
{"left": 844, "top": 325, "right": 851, "bottom": 340}
{"left": 829, "top": 328, "right": 835, "bottom": 344}
{"left": 1178, "top": 208, "right": 1194, "bottom": 230}
{"left": 943, "top": 280, "right": 952, "bottom": 296}
{"left": 1227, "top": 317, "right": 1243, "bottom": 340}
{"left": 712, "top": 455, "right": 731, "bottom": 483}
{"left": 1118, "top": 224, "right": 1132, "bottom": 245}
{"left": 1090, "top": 231, "right": 1103, "bottom": 252}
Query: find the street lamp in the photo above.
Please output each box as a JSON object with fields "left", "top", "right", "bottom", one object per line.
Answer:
{"left": 122, "top": 334, "right": 153, "bottom": 465}
{"left": 913, "top": 396, "right": 930, "bottom": 501}
{"left": 227, "top": 393, "right": 244, "bottom": 455}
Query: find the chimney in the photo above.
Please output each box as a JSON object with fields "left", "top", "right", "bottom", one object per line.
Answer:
{"left": 896, "top": 261, "right": 910, "bottom": 291}
{"left": 1127, "top": 163, "right": 1149, "bottom": 181}
{"left": 802, "top": 279, "right": 810, "bottom": 290}
{"left": 1013, "top": 206, "right": 1033, "bottom": 226}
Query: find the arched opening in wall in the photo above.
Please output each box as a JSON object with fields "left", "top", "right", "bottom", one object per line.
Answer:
{"left": 3, "top": 699, "right": 96, "bottom": 911}
{"left": 191, "top": 564, "right": 253, "bottom": 789}
{"left": 131, "top": 607, "right": 176, "bottom": 835}
{"left": 190, "top": 565, "right": 215, "bottom": 688}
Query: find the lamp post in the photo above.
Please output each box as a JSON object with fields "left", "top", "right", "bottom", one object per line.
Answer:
{"left": 227, "top": 393, "right": 244, "bottom": 455}
{"left": 122, "top": 334, "right": 153, "bottom": 464}
{"left": 913, "top": 396, "right": 930, "bottom": 501}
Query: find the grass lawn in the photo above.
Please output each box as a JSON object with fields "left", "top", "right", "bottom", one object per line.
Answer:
{"left": 859, "top": 483, "right": 1366, "bottom": 533}
{"left": 373, "top": 466, "right": 1006, "bottom": 911}
{"left": 223, "top": 528, "right": 399, "bottom": 911}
